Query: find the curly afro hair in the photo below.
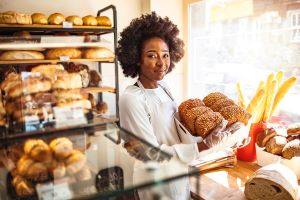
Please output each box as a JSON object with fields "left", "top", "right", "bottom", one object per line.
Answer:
{"left": 116, "top": 12, "right": 184, "bottom": 78}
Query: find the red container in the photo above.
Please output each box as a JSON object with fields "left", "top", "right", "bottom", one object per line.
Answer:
{"left": 236, "top": 123, "right": 266, "bottom": 162}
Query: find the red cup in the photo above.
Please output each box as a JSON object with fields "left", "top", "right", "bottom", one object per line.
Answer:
{"left": 236, "top": 123, "right": 266, "bottom": 162}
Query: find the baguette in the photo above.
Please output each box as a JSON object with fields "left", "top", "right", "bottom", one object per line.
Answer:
{"left": 262, "top": 79, "right": 278, "bottom": 122}
{"left": 246, "top": 88, "right": 265, "bottom": 116}
{"left": 237, "top": 82, "right": 246, "bottom": 109}
{"left": 255, "top": 81, "right": 265, "bottom": 94}
{"left": 275, "top": 70, "right": 284, "bottom": 86}
{"left": 270, "top": 76, "right": 298, "bottom": 116}
{"left": 252, "top": 94, "right": 266, "bottom": 123}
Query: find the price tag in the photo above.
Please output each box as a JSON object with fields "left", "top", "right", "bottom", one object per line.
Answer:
{"left": 54, "top": 106, "right": 87, "bottom": 128}
{"left": 36, "top": 182, "right": 73, "bottom": 200}
{"left": 63, "top": 21, "right": 73, "bottom": 28}
{"left": 59, "top": 56, "right": 70, "bottom": 62}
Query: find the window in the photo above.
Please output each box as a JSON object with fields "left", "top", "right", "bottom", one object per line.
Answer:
{"left": 290, "top": 10, "right": 300, "bottom": 42}
{"left": 187, "top": 0, "right": 300, "bottom": 121}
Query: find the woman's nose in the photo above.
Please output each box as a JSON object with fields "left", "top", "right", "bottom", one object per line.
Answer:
{"left": 156, "top": 56, "right": 165, "bottom": 67}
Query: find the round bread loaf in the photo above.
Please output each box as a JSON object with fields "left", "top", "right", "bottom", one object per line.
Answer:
{"left": 265, "top": 135, "right": 287, "bottom": 155}
{"left": 203, "top": 92, "right": 228, "bottom": 108}
{"left": 282, "top": 139, "right": 300, "bottom": 159}
{"left": 31, "top": 13, "right": 48, "bottom": 24}
{"left": 24, "top": 139, "right": 52, "bottom": 162}
{"left": 49, "top": 137, "right": 73, "bottom": 160}
{"left": 82, "top": 15, "right": 97, "bottom": 26}
{"left": 48, "top": 13, "right": 65, "bottom": 25}
{"left": 178, "top": 98, "right": 205, "bottom": 124}
{"left": 209, "top": 98, "right": 235, "bottom": 112}
{"left": 82, "top": 47, "right": 114, "bottom": 59}
{"left": 31, "top": 64, "right": 66, "bottom": 83}
{"left": 45, "top": 48, "right": 81, "bottom": 59}
{"left": 244, "top": 164, "right": 298, "bottom": 200}
{"left": 65, "top": 150, "right": 87, "bottom": 174}
{"left": 0, "top": 50, "right": 45, "bottom": 60}
{"left": 0, "top": 11, "right": 32, "bottom": 24}
{"left": 53, "top": 73, "right": 82, "bottom": 89}
{"left": 218, "top": 105, "right": 251, "bottom": 126}
{"left": 182, "top": 106, "right": 210, "bottom": 135}
{"left": 66, "top": 15, "right": 83, "bottom": 26}
{"left": 195, "top": 110, "right": 224, "bottom": 138}
{"left": 96, "top": 16, "right": 112, "bottom": 26}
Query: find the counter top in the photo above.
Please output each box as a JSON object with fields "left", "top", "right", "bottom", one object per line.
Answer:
{"left": 190, "top": 160, "right": 300, "bottom": 200}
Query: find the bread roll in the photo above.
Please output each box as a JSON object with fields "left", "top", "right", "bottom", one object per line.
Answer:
{"left": 265, "top": 135, "right": 287, "bottom": 155}
{"left": 96, "top": 101, "right": 108, "bottom": 114}
{"left": 96, "top": 16, "right": 112, "bottom": 27}
{"left": 56, "top": 99, "right": 92, "bottom": 110}
{"left": 82, "top": 47, "right": 114, "bottom": 59}
{"left": 66, "top": 15, "right": 83, "bottom": 26}
{"left": 45, "top": 48, "right": 81, "bottom": 59}
{"left": 53, "top": 73, "right": 82, "bottom": 89}
{"left": 65, "top": 150, "right": 86, "bottom": 174}
{"left": 24, "top": 139, "right": 52, "bottom": 162}
{"left": 49, "top": 137, "right": 73, "bottom": 160}
{"left": 0, "top": 50, "right": 45, "bottom": 60}
{"left": 48, "top": 13, "right": 65, "bottom": 25}
{"left": 178, "top": 98, "right": 205, "bottom": 124}
{"left": 218, "top": 105, "right": 251, "bottom": 126}
{"left": 203, "top": 92, "right": 228, "bottom": 108}
{"left": 31, "top": 13, "right": 48, "bottom": 24}
{"left": 256, "top": 127, "right": 276, "bottom": 148}
{"left": 89, "top": 70, "right": 102, "bottom": 87}
{"left": 76, "top": 165, "right": 92, "bottom": 181}
{"left": 0, "top": 11, "right": 32, "bottom": 24}
{"left": 195, "top": 111, "right": 223, "bottom": 138}
{"left": 244, "top": 164, "right": 298, "bottom": 200}
{"left": 12, "top": 175, "right": 35, "bottom": 197}
{"left": 182, "top": 106, "right": 210, "bottom": 134}
{"left": 31, "top": 64, "right": 66, "bottom": 83}
{"left": 52, "top": 162, "right": 66, "bottom": 178}
{"left": 82, "top": 15, "right": 97, "bottom": 26}
{"left": 54, "top": 89, "right": 88, "bottom": 101}
{"left": 209, "top": 98, "right": 235, "bottom": 112}
{"left": 282, "top": 139, "right": 300, "bottom": 159}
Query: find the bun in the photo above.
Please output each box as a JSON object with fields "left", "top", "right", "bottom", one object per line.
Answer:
{"left": 82, "top": 47, "right": 114, "bottom": 59}
{"left": 12, "top": 175, "right": 34, "bottom": 197}
{"left": 82, "top": 15, "right": 97, "bottom": 26}
{"left": 178, "top": 98, "right": 205, "bottom": 124}
{"left": 256, "top": 127, "right": 276, "bottom": 147}
{"left": 7, "top": 76, "right": 52, "bottom": 98}
{"left": 195, "top": 111, "right": 223, "bottom": 138}
{"left": 66, "top": 15, "right": 83, "bottom": 26}
{"left": 17, "top": 155, "right": 49, "bottom": 182}
{"left": 45, "top": 48, "right": 81, "bottom": 59}
{"left": 24, "top": 139, "right": 52, "bottom": 162}
{"left": 49, "top": 137, "right": 73, "bottom": 160}
{"left": 96, "top": 101, "right": 108, "bottom": 114}
{"left": 96, "top": 16, "right": 112, "bottom": 27}
{"left": 53, "top": 73, "right": 82, "bottom": 89}
{"left": 31, "top": 13, "right": 48, "bottom": 24}
{"left": 0, "top": 50, "right": 45, "bottom": 60}
{"left": 48, "top": 13, "right": 65, "bottom": 25}
{"left": 89, "top": 70, "right": 101, "bottom": 87}
{"left": 203, "top": 92, "right": 228, "bottom": 108}
{"left": 182, "top": 106, "right": 210, "bottom": 134}
{"left": 209, "top": 98, "right": 235, "bottom": 112}
{"left": 65, "top": 150, "right": 86, "bottom": 174}
{"left": 282, "top": 139, "right": 300, "bottom": 159}
{"left": 265, "top": 135, "right": 287, "bottom": 155}
{"left": 31, "top": 64, "right": 66, "bottom": 83}
{"left": 0, "top": 11, "right": 32, "bottom": 24}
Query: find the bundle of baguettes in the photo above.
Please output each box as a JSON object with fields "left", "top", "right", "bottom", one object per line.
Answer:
{"left": 244, "top": 163, "right": 298, "bottom": 200}
{"left": 237, "top": 70, "right": 298, "bottom": 123}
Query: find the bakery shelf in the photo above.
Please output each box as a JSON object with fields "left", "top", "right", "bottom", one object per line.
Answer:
{"left": 0, "top": 115, "right": 118, "bottom": 144}
{"left": 0, "top": 24, "right": 114, "bottom": 35}
{"left": 0, "top": 58, "right": 115, "bottom": 65}
{"left": 82, "top": 86, "right": 116, "bottom": 93}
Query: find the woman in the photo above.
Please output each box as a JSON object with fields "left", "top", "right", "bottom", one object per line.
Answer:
{"left": 116, "top": 12, "right": 199, "bottom": 199}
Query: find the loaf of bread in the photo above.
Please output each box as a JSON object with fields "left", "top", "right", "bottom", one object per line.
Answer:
{"left": 53, "top": 73, "right": 82, "bottom": 89}
{"left": 49, "top": 137, "right": 73, "bottom": 160}
{"left": 244, "top": 164, "right": 298, "bottom": 200}
{"left": 54, "top": 89, "right": 88, "bottom": 101}
{"left": 66, "top": 15, "right": 83, "bottom": 26}
{"left": 31, "top": 64, "right": 66, "bottom": 83}
{"left": 0, "top": 11, "right": 32, "bottom": 24}
{"left": 45, "top": 48, "right": 81, "bottom": 59}
{"left": 195, "top": 111, "right": 224, "bottom": 138}
{"left": 7, "top": 76, "right": 52, "bottom": 98}
{"left": 82, "top": 47, "right": 114, "bottom": 59}
{"left": 82, "top": 15, "right": 97, "bottom": 26}
{"left": 65, "top": 150, "right": 87, "bottom": 174}
{"left": 31, "top": 13, "right": 48, "bottom": 24}
{"left": 0, "top": 50, "right": 45, "bottom": 60}
{"left": 96, "top": 16, "right": 112, "bottom": 27}
{"left": 56, "top": 99, "right": 92, "bottom": 110}
{"left": 24, "top": 139, "right": 52, "bottom": 162}
{"left": 48, "top": 13, "right": 65, "bottom": 25}
{"left": 178, "top": 98, "right": 205, "bottom": 125}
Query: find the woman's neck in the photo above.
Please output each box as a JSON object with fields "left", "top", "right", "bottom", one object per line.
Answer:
{"left": 138, "top": 76, "right": 158, "bottom": 89}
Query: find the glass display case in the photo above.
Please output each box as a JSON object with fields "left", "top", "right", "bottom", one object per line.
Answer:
{"left": 0, "top": 5, "right": 200, "bottom": 199}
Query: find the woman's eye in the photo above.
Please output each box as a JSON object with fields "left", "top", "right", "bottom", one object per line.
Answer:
{"left": 163, "top": 54, "right": 169, "bottom": 58}
{"left": 148, "top": 55, "right": 157, "bottom": 59}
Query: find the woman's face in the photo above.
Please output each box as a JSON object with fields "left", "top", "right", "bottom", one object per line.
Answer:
{"left": 139, "top": 37, "right": 170, "bottom": 88}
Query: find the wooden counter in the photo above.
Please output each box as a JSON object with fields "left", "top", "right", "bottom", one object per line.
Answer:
{"left": 190, "top": 160, "right": 300, "bottom": 200}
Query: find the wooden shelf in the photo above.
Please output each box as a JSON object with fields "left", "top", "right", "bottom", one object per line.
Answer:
{"left": 82, "top": 86, "right": 116, "bottom": 93}
{"left": 0, "top": 58, "right": 115, "bottom": 65}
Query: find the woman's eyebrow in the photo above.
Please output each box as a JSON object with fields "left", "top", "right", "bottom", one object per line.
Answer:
{"left": 145, "top": 49, "right": 169, "bottom": 53}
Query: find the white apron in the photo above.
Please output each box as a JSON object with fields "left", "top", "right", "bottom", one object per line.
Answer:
{"left": 133, "top": 80, "right": 190, "bottom": 200}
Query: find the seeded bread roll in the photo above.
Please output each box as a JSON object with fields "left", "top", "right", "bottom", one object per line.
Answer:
{"left": 218, "top": 105, "right": 251, "bottom": 126}
{"left": 195, "top": 111, "right": 224, "bottom": 138}
{"left": 183, "top": 106, "right": 210, "bottom": 135}
{"left": 178, "top": 98, "right": 205, "bottom": 124}
{"left": 49, "top": 137, "right": 73, "bottom": 160}
{"left": 209, "top": 98, "right": 235, "bottom": 112}
{"left": 265, "top": 135, "right": 287, "bottom": 155}
{"left": 203, "top": 92, "right": 228, "bottom": 108}
{"left": 282, "top": 139, "right": 300, "bottom": 159}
